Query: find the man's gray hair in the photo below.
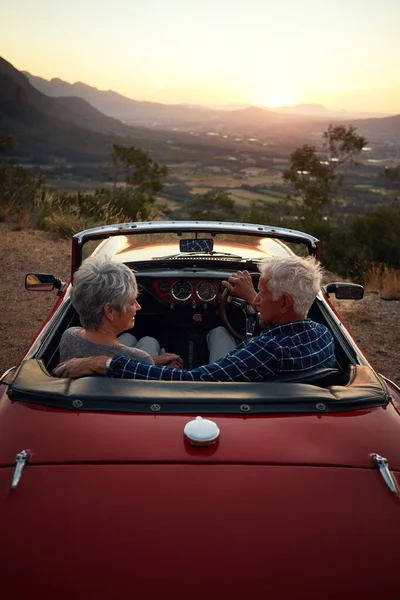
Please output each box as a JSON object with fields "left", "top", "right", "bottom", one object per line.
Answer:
{"left": 258, "top": 255, "right": 323, "bottom": 318}
{"left": 70, "top": 256, "right": 138, "bottom": 329}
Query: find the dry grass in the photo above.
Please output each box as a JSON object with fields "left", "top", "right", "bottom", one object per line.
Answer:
{"left": 330, "top": 291, "right": 400, "bottom": 384}
{"left": 135, "top": 208, "right": 165, "bottom": 222}
{"left": 364, "top": 264, "right": 400, "bottom": 300}
{"left": 363, "top": 264, "right": 382, "bottom": 292}
{"left": 0, "top": 203, "right": 13, "bottom": 222}
{"left": 381, "top": 267, "right": 400, "bottom": 300}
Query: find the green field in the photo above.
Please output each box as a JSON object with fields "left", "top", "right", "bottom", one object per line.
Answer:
{"left": 230, "top": 189, "right": 284, "bottom": 207}
{"left": 44, "top": 148, "right": 391, "bottom": 221}
{"left": 47, "top": 178, "right": 104, "bottom": 193}
{"left": 167, "top": 161, "right": 286, "bottom": 199}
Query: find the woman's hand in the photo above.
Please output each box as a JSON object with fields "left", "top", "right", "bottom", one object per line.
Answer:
{"left": 52, "top": 356, "right": 109, "bottom": 378}
{"left": 222, "top": 270, "right": 257, "bottom": 304}
{"left": 153, "top": 353, "right": 183, "bottom": 368}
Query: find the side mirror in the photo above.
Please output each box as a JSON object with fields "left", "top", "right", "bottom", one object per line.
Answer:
{"left": 323, "top": 282, "right": 364, "bottom": 300}
{"left": 25, "top": 273, "right": 65, "bottom": 293}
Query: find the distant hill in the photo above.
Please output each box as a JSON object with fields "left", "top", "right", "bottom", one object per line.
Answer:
{"left": 1, "top": 58, "right": 136, "bottom": 136}
{"left": 25, "top": 71, "right": 304, "bottom": 128}
{"left": 354, "top": 113, "right": 400, "bottom": 140}
{"left": 24, "top": 71, "right": 392, "bottom": 124}
{"left": 275, "top": 103, "right": 388, "bottom": 120}
{"left": 0, "top": 57, "right": 142, "bottom": 161}
{"left": 24, "top": 71, "right": 236, "bottom": 124}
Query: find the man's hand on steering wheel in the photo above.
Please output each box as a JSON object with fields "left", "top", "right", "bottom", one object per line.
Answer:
{"left": 220, "top": 271, "right": 259, "bottom": 340}
{"left": 221, "top": 270, "right": 257, "bottom": 305}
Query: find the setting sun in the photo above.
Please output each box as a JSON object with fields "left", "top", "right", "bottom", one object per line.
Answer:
{"left": 2, "top": 0, "right": 400, "bottom": 112}
{"left": 260, "top": 95, "right": 293, "bottom": 108}
{"left": 255, "top": 87, "right": 296, "bottom": 109}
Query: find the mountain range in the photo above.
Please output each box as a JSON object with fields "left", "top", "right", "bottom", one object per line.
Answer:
{"left": 0, "top": 57, "right": 150, "bottom": 161}
{"left": 274, "top": 103, "right": 388, "bottom": 120}
{"left": 1, "top": 56, "right": 399, "bottom": 163}
{"left": 23, "top": 71, "right": 248, "bottom": 126}
{"left": 23, "top": 72, "right": 389, "bottom": 122}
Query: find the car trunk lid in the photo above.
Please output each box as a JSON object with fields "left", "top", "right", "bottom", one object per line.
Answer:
{"left": 1, "top": 462, "right": 399, "bottom": 599}
{"left": 1, "top": 397, "right": 400, "bottom": 470}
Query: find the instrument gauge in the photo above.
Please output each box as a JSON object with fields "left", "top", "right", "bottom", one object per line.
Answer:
{"left": 171, "top": 280, "right": 193, "bottom": 301}
{"left": 158, "top": 280, "right": 170, "bottom": 294}
{"left": 197, "top": 281, "right": 217, "bottom": 302}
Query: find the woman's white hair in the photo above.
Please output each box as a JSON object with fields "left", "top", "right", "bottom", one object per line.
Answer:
{"left": 258, "top": 255, "right": 323, "bottom": 318}
{"left": 70, "top": 256, "right": 137, "bottom": 329}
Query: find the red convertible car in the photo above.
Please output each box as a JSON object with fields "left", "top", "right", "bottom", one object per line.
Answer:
{"left": 1, "top": 221, "right": 399, "bottom": 599}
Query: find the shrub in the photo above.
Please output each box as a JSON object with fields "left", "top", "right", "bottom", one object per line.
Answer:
{"left": 363, "top": 264, "right": 400, "bottom": 300}
{"left": 185, "top": 190, "right": 239, "bottom": 221}
{"left": 349, "top": 204, "right": 400, "bottom": 269}
{"left": 381, "top": 267, "right": 400, "bottom": 300}
{"left": 42, "top": 195, "right": 126, "bottom": 238}
{"left": 0, "top": 160, "right": 46, "bottom": 226}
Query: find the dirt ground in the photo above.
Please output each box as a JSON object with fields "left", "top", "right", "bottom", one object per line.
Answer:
{"left": 1, "top": 222, "right": 399, "bottom": 385}
{"left": 1, "top": 223, "right": 70, "bottom": 375}
{"left": 329, "top": 293, "right": 400, "bottom": 385}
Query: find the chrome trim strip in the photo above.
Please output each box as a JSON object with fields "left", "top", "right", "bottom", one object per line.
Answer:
{"left": 11, "top": 450, "right": 30, "bottom": 490}
{"left": 0, "top": 365, "right": 16, "bottom": 384}
{"left": 73, "top": 220, "right": 319, "bottom": 244}
{"left": 379, "top": 374, "right": 400, "bottom": 395}
{"left": 372, "top": 453, "right": 399, "bottom": 496}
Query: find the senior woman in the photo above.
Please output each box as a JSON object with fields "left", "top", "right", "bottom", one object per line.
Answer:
{"left": 59, "top": 256, "right": 182, "bottom": 368}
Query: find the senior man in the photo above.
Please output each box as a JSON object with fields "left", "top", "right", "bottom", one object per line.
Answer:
{"left": 53, "top": 255, "right": 335, "bottom": 381}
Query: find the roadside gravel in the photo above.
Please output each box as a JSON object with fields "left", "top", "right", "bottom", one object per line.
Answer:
{"left": 1, "top": 223, "right": 70, "bottom": 374}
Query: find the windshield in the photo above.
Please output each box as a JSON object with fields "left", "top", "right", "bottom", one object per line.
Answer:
{"left": 85, "top": 232, "right": 307, "bottom": 264}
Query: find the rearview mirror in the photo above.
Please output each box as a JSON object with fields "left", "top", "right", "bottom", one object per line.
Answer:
{"left": 179, "top": 239, "right": 214, "bottom": 253}
{"left": 25, "top": 273, "right": 65, "bottom": 293}
{"left": 323, "top": 282, "right": 364, "bottom": 300}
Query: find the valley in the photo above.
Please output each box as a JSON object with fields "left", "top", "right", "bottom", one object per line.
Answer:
{"left": 1, "top": 55, "right": 400, "bottom": 220}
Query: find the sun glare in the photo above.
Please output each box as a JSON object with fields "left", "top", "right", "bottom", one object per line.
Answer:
{"left": 260, "top": 94, "right": 292, "bottom": 108}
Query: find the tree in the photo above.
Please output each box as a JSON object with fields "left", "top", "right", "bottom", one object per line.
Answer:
{"left": 186, "top": 190, "right": 239, "bottom": 221}
{"left": 349, "top": 204, "right": 400, "bottom": 269}
{"left": 101, "top": 143, "right": 168, "bottom": 220}
{"left": 0, "top": 134, "right": 46, "bottom": 220}
{"left": 242, "top": 200, "right": 277, "bottom": 226}
{"left": 0, "top": 134, "right": 16, "bottom": 154}
{"left": 322, "top": 124, "right": 366, "bottom": 164}
{"left": 283, "top": 125, "right": 367, "bottom": 223}
{"left": 380, "top": 165, "right": 400, "bottom": 204}
{"left": 381, "top": 165, "right": 400, "bottom": 186}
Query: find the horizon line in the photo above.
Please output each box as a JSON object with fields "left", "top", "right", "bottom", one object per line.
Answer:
{"left": 16, "top": 63, "right": 395, "bottom": 117}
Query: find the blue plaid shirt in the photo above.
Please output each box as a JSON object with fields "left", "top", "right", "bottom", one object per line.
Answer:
{"left": 108, "top": 320, "right": 335, "bottom": 382}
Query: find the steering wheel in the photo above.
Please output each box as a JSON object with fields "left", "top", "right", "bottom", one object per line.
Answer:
{"left": 220, "top": 288, "right": 259, "bottom": 341}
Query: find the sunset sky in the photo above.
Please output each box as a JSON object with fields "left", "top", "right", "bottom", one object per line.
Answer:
{"left": 2, "top": 0, "right": 399, "bottom": 113}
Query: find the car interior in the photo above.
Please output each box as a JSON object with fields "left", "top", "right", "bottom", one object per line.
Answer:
{"left": 13, "top": 224, "right": 385, "bottom": 414}
{"left": 29, "top": 258, "right": 360, "bottom": 390}
{"left": 6, "top": 228, "right": 390, "bottom": 413}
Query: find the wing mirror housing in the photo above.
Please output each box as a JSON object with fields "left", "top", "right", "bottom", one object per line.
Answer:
{"left": 25, "top": 273, "right": 66, "bottom": 296}
{"left": 323, "top": 282, "right": 364, "bottom": 300}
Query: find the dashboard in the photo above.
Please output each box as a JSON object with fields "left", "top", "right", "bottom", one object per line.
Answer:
{"left": 151, "top": 278, "right": 224, "bottom": 305}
